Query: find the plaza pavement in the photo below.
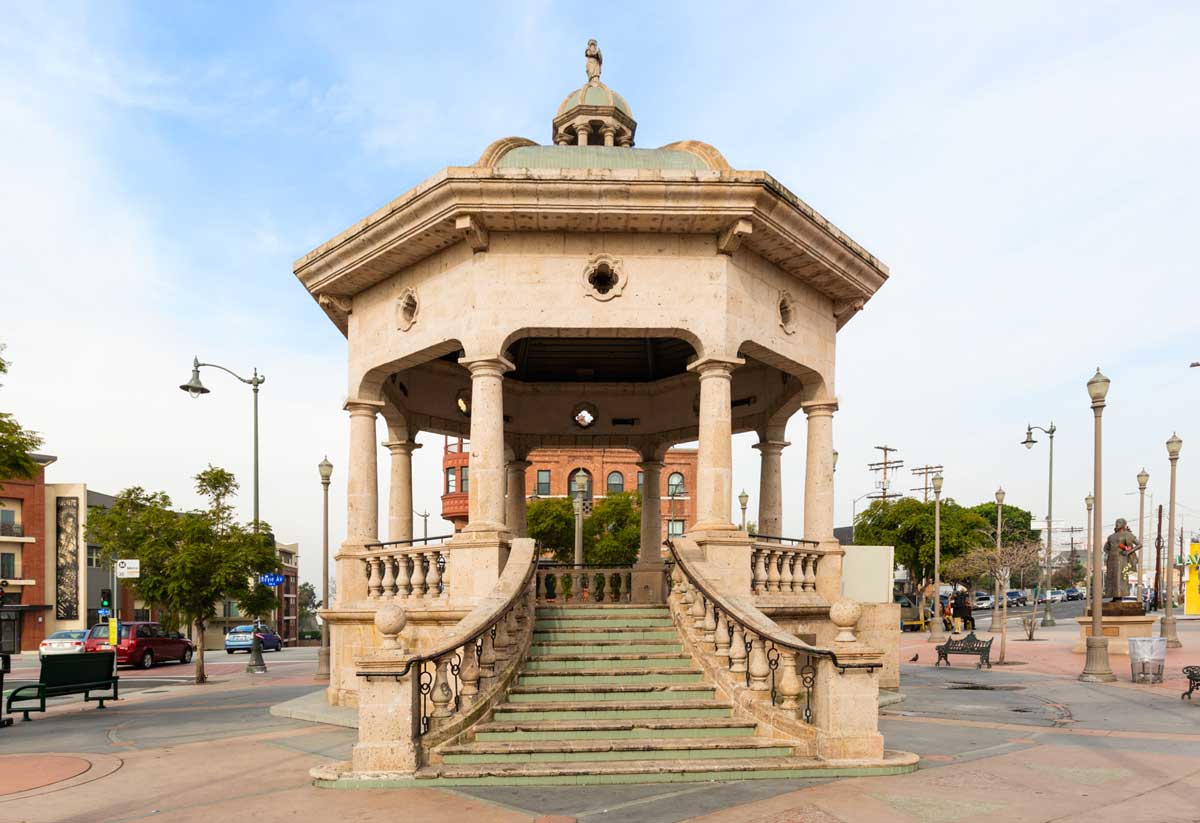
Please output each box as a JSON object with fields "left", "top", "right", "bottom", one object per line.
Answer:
{"left": 3, "top": 623, "right": 1200, "bottom": 822}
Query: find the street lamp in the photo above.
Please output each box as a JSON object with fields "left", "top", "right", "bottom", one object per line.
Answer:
{"left": 1163, "top": 433, "right": 1183, "bottom": 648}
{"left": 1023, "top": 423, "right": 1057, "bottom": 626}
{"left": 929, "top": 473, "right": 947, "bottom": 641}
{"left": 1081, "top": 368, "right": 1115, "bottom": 682}
{"left": 572, "top": 472, "right": 587, "bottom": 567}
{"left": 1137, "top": 468, "right": 1149, "bottom": 603}
{"left": 316, "top": 457, "right": 332, "bottom": 679}
{"left": 179, "top": 356, "right": 267, "bottom": 528}
{"left": 738, "top": 490, "right": 749, "bottom": 531}
{"left": 992, "top": 487, "right": 1005, "bottom": 632}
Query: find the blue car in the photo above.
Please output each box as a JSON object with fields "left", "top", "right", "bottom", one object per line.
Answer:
{"left": 224, "top": 624, "right": 282, "bottom": 654}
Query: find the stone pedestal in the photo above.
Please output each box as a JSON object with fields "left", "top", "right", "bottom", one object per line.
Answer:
{"left": 352, "top": 656, "right": 419, "bottom": 774}
{"left": 631, "top": 562, "right": 667, "bottom": 604}
{"left": 446, "top": 531, "right": 511, "bottom": 601}
{"left": 1072, "top": 615, "right": 1156, "bottom": 655}
{"left": 690, "top": 529, "right": 753, "bottom": 594}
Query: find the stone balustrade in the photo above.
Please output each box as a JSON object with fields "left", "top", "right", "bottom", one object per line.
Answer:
{"left": 362, "top": 540, "right": 452, "bottom": 600}
{"left": 749, "top": 536, "right": 825, "bottom": 596}
{"left": 535, "top": 564, "right": 633, "bottom": 603}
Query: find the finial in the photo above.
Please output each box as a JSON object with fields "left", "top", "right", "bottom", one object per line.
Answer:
{"left": 585, "top": 39, "right": 603, "bottom": 84}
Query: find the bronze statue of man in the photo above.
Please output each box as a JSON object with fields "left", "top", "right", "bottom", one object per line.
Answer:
{"left": 1103, "top": 518, "right": 1140, "bottom": 601}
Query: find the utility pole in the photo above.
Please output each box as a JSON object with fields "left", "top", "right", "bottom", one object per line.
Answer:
{"left": 1059, "top": 526, "right": 1084, "bottom": 586}
{"left": 868, "top": 445, "right": 904, "bottom": 502}
{"left": 910, "top": 464, "right": 944, "bottom": 502}
{"left": 1154, "top": 505, "right": 1163, "bottom": 610}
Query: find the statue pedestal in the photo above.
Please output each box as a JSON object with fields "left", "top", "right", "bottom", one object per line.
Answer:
{"left": 1072, "top": 615, "right": 1156, "bottom": 655}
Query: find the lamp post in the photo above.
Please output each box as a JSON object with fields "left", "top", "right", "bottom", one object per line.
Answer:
{"left": 850, "top": 493, "right": 872, "bottom": 543}
{"left": 992, "top": 487, "right": 1005, "bottom": 633}
{"left": 572, "top": 472, "right": 586, "bottom": 567}
{"left": 179, "top": 357, "right": 266, "bottom": 528}
{"left": 414, "top": 508, "right": 429, "bottom": 543}
{"left": 929, "top": 473, "right": 947, "bottom": 641}
{"left": 1085, "top": 494, "right": 1094, "bottom": 595}
{"left": 1022, "top": 423, "right": 1056, "bottom": 626}
{"left": 1163, "top": 433, "right": 1182, "bottom": 648}
{"left": 738, "top": 490, "right": 749, "bottom": 531}
{"left": 316, "top": 457, "right": 332, "bottom": 679}
{"left": 1136, "top": 469, "right": 1149, "bottom": 603}
{"left": 1081, "top": 368, "right": 1115, "bottom": 682}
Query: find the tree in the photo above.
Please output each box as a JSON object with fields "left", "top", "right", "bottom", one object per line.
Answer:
{"left": 950, "top": 538, "right": 1043, "bottom": 659}
{"left": 0, "top": 344, "right": 43, "bottom": 479}
{"left": 853, "top": 498, "right": 991, "bottom": 586}
{"left": 526, "top": 497, "right": 576, "bottom": 562}
{"left": 584, "top": 492, "right": 641, "bottom": 566}
{"left": 298, "top": 581, "right": 320, "bottom": 632}
{"left": 87, "top": 466, "right": 280, "bottom": 684}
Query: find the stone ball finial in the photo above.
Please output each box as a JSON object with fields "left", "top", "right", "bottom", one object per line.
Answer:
{"left": 829, "top": 598, "right": 863, "bottom": 644}
{"left": 375, "top": 603, "right": 408, "bottom": 650}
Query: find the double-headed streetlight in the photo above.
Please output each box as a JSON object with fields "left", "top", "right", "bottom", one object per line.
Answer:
{"left": 1022, "top": 423, "right": 1056, "bottom": 626}
{"left": 316, "top": 457, "right": 332, "bottom": 679}
{"left": 929, "top": 473, "right": 946, "bottom": 641}
{"left": 1080, "top": 368, "right": 1115, "bottom": 682}
{"left": 1163, "top": 433, "right": 1183, "bottom": 648}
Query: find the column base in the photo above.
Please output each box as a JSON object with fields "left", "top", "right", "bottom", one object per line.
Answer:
{"left": 689, "top": 529, "right": 753, "bottom": 595}
{"left": 1161, "top": 615, "right": 1183, "bottom": 648}
{"left": 1079, "top": 635, "right": 1116, "bottom": 682}
{"left": 316, "top": 646, "right": 330, "bottom": 679}
{"left": 631, "top": 563, "right": 667, "bottom": 604}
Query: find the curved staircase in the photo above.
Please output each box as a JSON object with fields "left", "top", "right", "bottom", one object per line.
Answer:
{"left": 414, "top": 603, "right": 909, "bottom": 785}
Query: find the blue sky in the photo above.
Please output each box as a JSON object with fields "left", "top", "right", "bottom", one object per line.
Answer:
{"left": 3, "top": 3, "right": 1198, "bottom": 588}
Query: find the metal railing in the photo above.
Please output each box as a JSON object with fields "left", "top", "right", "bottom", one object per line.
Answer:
{"left": 0, "top": 522, "right": 24, "bottom": 538}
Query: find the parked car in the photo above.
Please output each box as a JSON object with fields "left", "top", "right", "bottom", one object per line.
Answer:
{"left": 38, "top": 629, "right": 89, "bottom": 662}
{"left": 224, "top": 624, "right": 283, "bottom": 653}
{"left": 83, "top": 621, "right": 194, "bottom": 668}
{"left": 1065, "top": 588, "right": 1084, "bottom": 601}
{"left": 973, "top": 594, "right": 994, "bottom": 610}
{"left": 1006, "top": 590, "right": 1027, "bottom": 607}
{"left": 1050, "top": 589, "right": 1066, "bottom": 602}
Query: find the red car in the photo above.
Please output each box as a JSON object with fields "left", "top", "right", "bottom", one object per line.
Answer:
{"left": 83, "top": 621, "right": 194, "bottom": 668}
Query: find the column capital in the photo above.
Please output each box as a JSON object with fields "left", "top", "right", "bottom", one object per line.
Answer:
{"left": 382, "top": 440, "right": 422, "bottom": 455}
{"left": 507, "top": 459, "right": 532, "bottom": 471}
{"left": 801, "top": 399, "right": 839, "bottom": 417}
{"left": 460, "top": 355, "right": 514, "bottom": 378}
{"left": 636, "top": 460, "right": 665, "bottom": 472}
{"left": 687, "top": 356, "right": 744, "bottom": 379}
{"left": 753, "top": 439, "right": 791, "bottom": 455}
{"left": 344, "top": 398, "right": 385, "bottom": 415}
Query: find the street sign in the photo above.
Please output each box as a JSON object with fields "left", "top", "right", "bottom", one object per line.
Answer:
{"left": 260, "top": 573, "right": 285, "bottom": 587}
{"left": 98, "top": 608, "right": 110, "bottom": 618}
{"left": 116, "top": 559, "right": 140, "bottom": 579}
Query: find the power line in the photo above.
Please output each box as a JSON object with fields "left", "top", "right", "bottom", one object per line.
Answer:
{"left": 867, "top": 445, "right": 904, "bottom": 501}
{"left": 909, "top": 464, "right": 944, "bottom": 502}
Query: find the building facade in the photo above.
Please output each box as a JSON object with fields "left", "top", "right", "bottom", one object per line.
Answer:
{"left": 441, "top": 439, "right": 697, "bottom": 545}
{"left": 204, "top": 541, "right": 300, "bottom": 648}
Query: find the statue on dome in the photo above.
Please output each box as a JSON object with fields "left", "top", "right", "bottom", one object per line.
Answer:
{"left": 585, "top": 39, "right": 603, "bottom": 84}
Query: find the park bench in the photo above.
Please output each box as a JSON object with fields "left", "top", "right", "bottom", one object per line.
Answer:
{"left": 6, "top": 651, "right": 119, "bottom": 721}
{"left": 934, "top": 632, "right": 993, "bottom": 669}
{"left": 1182, "top": 666, "right": 1200, "bottom": 700}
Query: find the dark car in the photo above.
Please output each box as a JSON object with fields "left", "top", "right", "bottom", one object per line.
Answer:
{"left": 1006, "top": 590, "right": 1027, "bottom": 607}
{"left": 1065, "top": 587, "right": 1084, "bottom": 601}
{"left": 224, "top": 624, "right": 283, "bottom": 653}
{"left": 83, "top": 621, "right": 194, "bottom": 668}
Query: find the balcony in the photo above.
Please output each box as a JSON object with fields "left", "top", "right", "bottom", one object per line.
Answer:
{"left": 0, "top": 522, "right": 23, "bottom": 538}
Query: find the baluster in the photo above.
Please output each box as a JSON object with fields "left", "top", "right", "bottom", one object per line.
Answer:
{"left": 478, "top": 627, "right": 497, "bottom": 679}
{"left": 395, "top": 552, "right": 411, "bottom": 599}
{"left": 366, "top": 557, "right": 382, "bottom": 599}
{"left": 425, "top": 551, "right": 442, "bottom": 597}
{"left": 779, "top": 551, "right": 794, "bottom": 593}
{"left": 729, "top": 622, "right": 747, "bottom": 673}
{"left": 410, "top": 550, "right": 427, "bottom": 596}
{"left": 691, "top": 591, "right": 706, "bottom": 630}
{"left": 624, "top": 571, "right": 632, "bottom": 602}
{"left": 494, "top": 612, "right": 513, "bottom": 653}
{"left": 459, "top": 640, "right": 480, "bottom": 705}
{"left": 714, "top": 609, "right": 730, "bottom": 660}
{"left": 776, "top": 649, "right": 802, "bottom": 710}
{"left": 380, "top": 555, "right": 396, "bottom": 598}
{"left": 702, "top": 599, "right": 716, "bottom": 648}
{"left": 752, "top": 549, "right": 767, "bottom": 594}
{"left": 429, "top": 654, "right": 454, "bottom": 717}
{"left": 804, "top": 553, "right": 818, "bottom": 591}
{"left": 748, "top": 634, "right": 770, "bottom": 691}
{"left": 766, "top": 550, "right": 781, "bottom": 593}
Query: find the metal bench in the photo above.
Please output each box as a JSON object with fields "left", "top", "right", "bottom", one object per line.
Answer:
{"left": 935, "top": 632, "right": 993, "bottom": 669}
{"left": 6, "top": 651, "right": 119, "bottom": 721}
{"left": 1182, "top": 666, "right": 1200, "bottom": 700}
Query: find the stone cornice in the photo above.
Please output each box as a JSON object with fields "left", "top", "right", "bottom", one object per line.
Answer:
{"left": 295, "top": 168, "right": 889, "bottom": 334}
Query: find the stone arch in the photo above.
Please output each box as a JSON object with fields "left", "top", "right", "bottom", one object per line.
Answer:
{"left": 500, "top": 326, "right": 705, "bottom": 360}
{"left": 354, "top": 337, "right": 465, "bottom": 404}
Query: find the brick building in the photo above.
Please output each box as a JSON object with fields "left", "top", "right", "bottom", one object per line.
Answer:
{"left": 440, "top": 438, "right": 697, "bottom": 544}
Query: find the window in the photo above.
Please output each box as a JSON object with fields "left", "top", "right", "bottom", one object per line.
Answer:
{"left": 87, "top": 545, "right": 102, "bottom": 567}
{"left": 0, "top": 506, "right": 17, "bottom": 537}
{"left": 445, "top": 467, "right": 457, "bottom": 494}
{"left": 0, "top": 552, "right": 14, "bottom": 578}
{"left": 667, "top": 520, "right": 685, "bottom": 537}
{"left": 637, "top": 472, "right": 644, "bottom": 494}
{"left": 461, "top": 465, "right": 469, "bottom": 493}
{"left": 607, "top": 471, "right": 624, "bottom": 495}
{"left": 133, "top": 609, "right": 150, "bottom": 621}
{"left": 535, "top": 470, "right": 551, "bottom": 496}
{"left": 667, "top": 472, "right": 686, "bottom": 496}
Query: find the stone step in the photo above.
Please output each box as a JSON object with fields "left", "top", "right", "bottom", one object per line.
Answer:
{"left": 533, "top": 628, "right": 678, "bottom": 641}
{"left": 519, "top": 668, "right": 703, "bottom": 686}
{"left": 534, "top": 617, "right": 675, "bottom": 629}
{"left": 439, "top": 737, "right": 793, "bottom": 764}
{"left": 473, "top": 717, "right": 758, "bottom": 742}
{"left": 411, "top": 752, "right": 921, "bottom": 785}
{"left": 530, "top": 642, "right": 684, "bottom": 655}
{"left": 525, "top": 653, "right": 694, "bottom": 670}
{"left": 536, "top": 606, "right": 669, "bottom": 618}
{"left": 492, "top": 700, "right": 732, "bottom": 722}
{"left": 508, "top": 683, "right": 715, "bottom": 704}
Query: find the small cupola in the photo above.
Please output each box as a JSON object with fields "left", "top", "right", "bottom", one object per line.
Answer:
{"left": 552, "top": 40, "right": 637, "bottom": 147}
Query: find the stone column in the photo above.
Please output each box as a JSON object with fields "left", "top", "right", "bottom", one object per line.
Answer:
{"left": 803, "top": 400, "right": 841, "bottom": 601}
{"left": 336, "top": 400, "right": 382, "bottom": 605}
{"left": 576, "top": 124, "right": 591, "bottom": 146}
{"left": 601, "top": 126, "right": 616, "bottom": 147}
{"left": 690, "top": 359, "right": 739, "bottom": 532}
{"left": 505, "top": 460, "right": 531, "bottom": 537}
{"left": 753, "top": 438, "right": 789, "bottom": 537}
{"left": 632, "top": 459, "right": 666, "bottom": 603}
{"left": 384, "top": 440, "right": 421, "bottom": 544}
{"left": 462, "top": 356, "right": 513, "bottom": 534}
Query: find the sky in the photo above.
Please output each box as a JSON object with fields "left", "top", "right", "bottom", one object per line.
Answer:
{"left": 2, "top": 2, "right": 1198, "bottom": 590}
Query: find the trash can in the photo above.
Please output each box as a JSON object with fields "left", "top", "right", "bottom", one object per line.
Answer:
{"left": 1129, "top": 637, "right": 1167, "bottom": 684}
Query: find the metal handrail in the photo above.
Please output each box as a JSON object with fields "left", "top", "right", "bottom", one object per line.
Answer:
{"left": 748, "top": 533, "right": 818, "bottom": 547}
{"left": 364, "top": 535, "right": 454, "bottom": 549}
{"left": 665, "top": 540, "right": 877, "bottom": 673}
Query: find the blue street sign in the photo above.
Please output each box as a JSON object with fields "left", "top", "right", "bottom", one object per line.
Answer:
{"left": 260, "top": 573, "right": 285, "bottom": 587}
{"left": 98, "top": 608, "right": 110, "bottom": 617}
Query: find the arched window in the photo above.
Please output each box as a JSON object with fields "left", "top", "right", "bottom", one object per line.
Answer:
{"left": 567, "top": 468, "right": 593, "bottom": 503}
{"left": 607, "top": 471, "right": 624, "bottom": 495}
{"left": 667, "top": 472, "right": 685, "bottom": 496}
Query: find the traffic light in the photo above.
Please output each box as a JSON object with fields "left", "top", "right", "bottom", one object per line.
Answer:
{"left": 100, "top": 588, "right": 112, "bottom": 609}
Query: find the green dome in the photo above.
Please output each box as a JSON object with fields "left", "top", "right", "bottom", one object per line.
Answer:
{"left": 557, "top": 81, "right": 631, "bottom": 117}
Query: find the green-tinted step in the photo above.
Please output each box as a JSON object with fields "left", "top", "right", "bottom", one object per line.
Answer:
{"left": 475, "top": 725, "right": 756, "bottom": 742}
{"left": 535, "top": 618, "right": 674, "bottom": 629}
{"left": 537, "top": 607, "right": 668, "bottom": 618}
{"left": 509, "top": 689, "right": 714, "bottom": 703}
{"left": 441, "top": 745, "right": 793, "bottom": 765}
{"left": 534, "top": 630, "right": 677, "bottom": 641}
{"left": 524, "top": 657, "right": 693, "bottom": 670}
{"left": 492, "top": 707, "right": 732, "bottom": 721}
{"left": 531, "top": 644, "right": 683, "bottom": 655}
{"left": 520, "top": 672, "right": 702, "bottom": 686}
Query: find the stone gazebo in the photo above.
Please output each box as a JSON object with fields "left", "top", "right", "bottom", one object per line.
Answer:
{"left": 297, "top": 44, "right": 910, "bottom": 784}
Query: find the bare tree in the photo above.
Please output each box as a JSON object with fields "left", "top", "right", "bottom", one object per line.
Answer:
{"left": 951, "top": 538, "right": 1043, "bottom": 662}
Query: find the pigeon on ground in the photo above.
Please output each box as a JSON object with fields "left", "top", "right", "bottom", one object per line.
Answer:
{"left": 909, "top": 653, "right": 919, "bottom": 662}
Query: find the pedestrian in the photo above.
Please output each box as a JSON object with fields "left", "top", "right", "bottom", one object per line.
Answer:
{"left": 952, "top": 591, "right": 974, "bottom": 631}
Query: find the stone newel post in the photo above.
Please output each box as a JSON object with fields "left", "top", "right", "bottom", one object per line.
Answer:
{"left": 812, "top": 599, "right": 885, "bottom": 760}
{"left": 803, "top": 400, "right": 842, "bottom": 602}
{"left": 384, "top": 440, "right": 420, "bottom": 543}
{"left": 462, "top": 357, "right": 513, "bottom": 534}
{"left": 753, "top": 437, "right": 789, "bottom": 537}
{"left": 690, "top": 359, "right": 740, "bottom": 532}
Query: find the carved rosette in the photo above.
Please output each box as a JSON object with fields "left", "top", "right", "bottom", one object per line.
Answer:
{"left": 396, "top": 287, "right": 420, "bottom": 331}
{"left": 581, "top": 254, "right": 625, "bottom": 301}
